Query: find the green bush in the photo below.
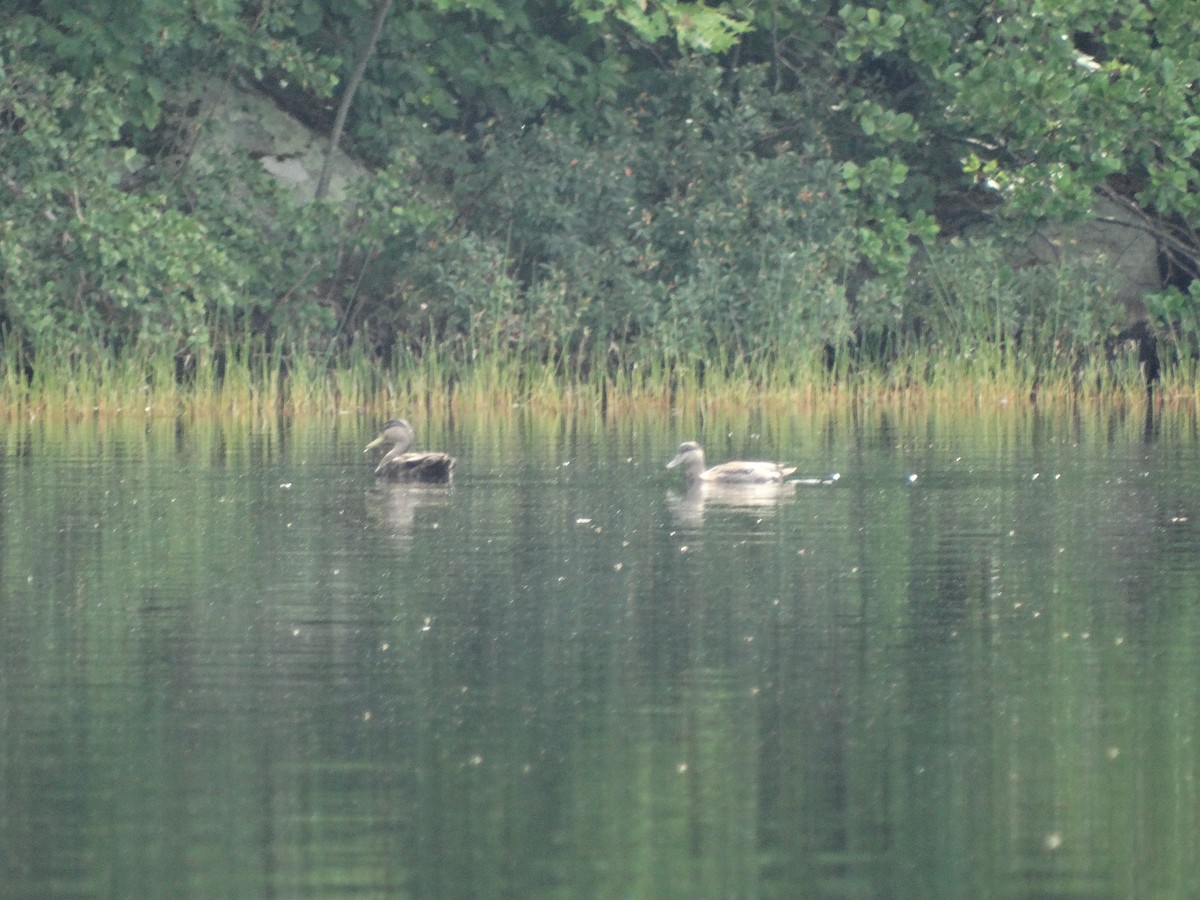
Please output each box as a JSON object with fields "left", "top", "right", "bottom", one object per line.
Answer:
{"left": 0, "top": 14, "right": 1154, "bottom": 393}
{"left": 0, "top": 32, "right": 338, "bottom": 359}
{"left": 0, "top": 8, "right": 353, "bottom": 369}
{"left": 897, "top": 238, "right": 1125, "bottom": 374}
{"left": 1, "top": 42, "right": 214, "bottom": 353}
{"left": 356, "top": 61, "right": 859, "bottom": 370}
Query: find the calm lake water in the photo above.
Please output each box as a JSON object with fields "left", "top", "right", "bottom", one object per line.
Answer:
{"left": 3, "top": 404, "right": 1200, "bottom": 898}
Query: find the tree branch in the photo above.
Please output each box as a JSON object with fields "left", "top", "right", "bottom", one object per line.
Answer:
{"left": 315, "top": 0, "right": 393, "bottom": 201}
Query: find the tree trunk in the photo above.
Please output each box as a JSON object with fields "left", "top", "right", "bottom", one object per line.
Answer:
{"left": 315, "top": 0, "right": 393, "bottom": 201}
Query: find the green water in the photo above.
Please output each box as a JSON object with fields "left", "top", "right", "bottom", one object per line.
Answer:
{"left": 2, "top": 407, "right": 1199, "bottom": 898}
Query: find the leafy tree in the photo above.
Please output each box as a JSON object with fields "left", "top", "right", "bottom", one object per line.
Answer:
{"left": 0, "top": 12, "right": 340, "bottom": 356}
{"left": 6, "top": 0, "right": 1199, "bottom": 374}
{"left": 833, "top": 0, "right": 1200, "bottom": 281}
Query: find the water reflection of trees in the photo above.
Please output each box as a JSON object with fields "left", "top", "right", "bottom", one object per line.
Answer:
{"left": 6, "top": 416, "right": 1200, "bottom": 897}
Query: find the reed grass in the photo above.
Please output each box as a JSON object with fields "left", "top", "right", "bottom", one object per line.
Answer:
{"left": 0, "top": 330, "right": 1174, "bottom": 429}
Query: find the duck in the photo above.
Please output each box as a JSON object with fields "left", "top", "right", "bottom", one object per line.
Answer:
{"left": 666, "top": 440, "right": 797, "bottom": 485}
{"left": 364, "top": 419, "right": 454, "bottom": 482}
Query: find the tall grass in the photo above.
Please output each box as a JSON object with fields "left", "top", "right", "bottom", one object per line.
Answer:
{"left": 0, "top": 320, "right": 1174, "bottom": 428}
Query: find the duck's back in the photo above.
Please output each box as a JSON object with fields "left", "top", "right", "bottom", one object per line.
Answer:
{"left": 701, "top": 461, "right": 796, "bottom": 484}
{"left": 376, "top": 451, "right": 455, "bottom": 482}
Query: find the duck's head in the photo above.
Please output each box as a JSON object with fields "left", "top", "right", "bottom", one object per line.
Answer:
{"left": 666, "top": 441, "right": 706, "bottom": 472}
{"left": 365, "top": 419, "right": 415, "bottom": 454}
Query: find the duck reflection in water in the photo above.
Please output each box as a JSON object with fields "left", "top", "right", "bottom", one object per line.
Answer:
{"left": 666, "top": 480, "right": 799, "bottom": 527}
{"left": 365, "top": 483, "right": 452, "bottom": 543}
{"left": 364, "top": 419, "right": 454, "bottom": 483}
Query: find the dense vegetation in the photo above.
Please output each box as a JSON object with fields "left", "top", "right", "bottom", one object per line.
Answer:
{"left": 3, "top": 0, "right": 1200, "bottom": 409}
